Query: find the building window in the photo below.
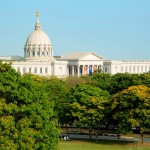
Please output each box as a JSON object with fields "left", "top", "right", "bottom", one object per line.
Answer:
{"left": 37, "top": 51, "right": 40, "bottom": 56}
{"left": 104, "top": 68, "right": 107, "bottom": 72}
{"left": 121, "top": 67, "right": 123, "bottom": 72}
{"left": 17, "top": 68, "right": 20, "bottom": 72}
{"left": 42, "top": 51, "right": 44, "bottom": 55}
{"left": 28, "top": 51, "right": 30, "bottom": 57}
{"left": 129, "top": 67, "right": 131, "bottom": 72}
{"left": 23, "top": 68, "right": 25, "bottom": 73}
{"left": 125, "top": 67, "right": 127, "bottom": 72}
{"left": 29, "top": 68, "right": 31, "bottom": 73}
{"left": 145, "top": 66, "right": 147, "bottom": 72}
{"left": 141, "top": 66, "right": 143, "bottom": 72}
{"left": 115, "top": 66, "right": 118, "bottom": 72}
{"left": 133, "top": 67, "right": 135, "bottom": 72}
{"left": 40, "top": 68, "right": 42, "bottom": 73}
{"left": 45, "top": 68, "right": 48, "bottom": 73}
{"left": 35, "top": 68, "right": 37, "bottom": 73}
{"left": 137, "top": 66, "right": 139, "bottom": 72}
{"left": 33, "top": 51, "right": 35, "bottom": 56}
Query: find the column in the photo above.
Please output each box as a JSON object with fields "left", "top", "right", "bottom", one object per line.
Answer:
{"left": 81, "top": 65, "right": 83, "bottom": 76}
{"left": 72, "top": 65, "right": 74, "bottom": 76}
{"left": 77, "top": 65, "right": 80, "bottom": 77}
{"left": 83, "top": 65, "right": 86, "bottom": 75}
{"left": 87, "top": 65, "right": 89, "bottom": 75}
{"left": 67, "top": 66, "right": 70, "bottom": 76}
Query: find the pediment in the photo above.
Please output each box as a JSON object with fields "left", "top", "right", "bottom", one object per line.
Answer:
{"left": 79, "top": 53, "right": 104, "bottom": 61}
{"left": 60, "top": 52, "right": 104, "bottom": 61}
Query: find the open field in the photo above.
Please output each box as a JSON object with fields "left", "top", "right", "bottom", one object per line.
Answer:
{"left": 59, "top": 139, "right": 150, "bottom": 150}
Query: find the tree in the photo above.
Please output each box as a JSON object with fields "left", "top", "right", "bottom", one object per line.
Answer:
{"left": 110, "top": 73, "right": 142, "bottom": 94}
{"left": 64, "top": 76, "right": 91, "bottom": 90}
{"left": 89, "top": 73, "right": 111, "bottom": 91}
{"left": 41, "top": 76, "right": 73, "bottom": 134}
{"left": 0, "top": 62, "right": 59, "bottom": 150}
{"left": 111, "top": 85, "right": 150, "bottom": 143}
{"left": 69, "top": 84, "right": 110, "bottom": 139}
{"left": 140, "top": 73, "right": 150, "bottom": 87}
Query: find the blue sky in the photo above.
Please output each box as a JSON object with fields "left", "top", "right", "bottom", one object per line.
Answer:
{"left": 0, "top": 0, "right": 150, "bottom": 60}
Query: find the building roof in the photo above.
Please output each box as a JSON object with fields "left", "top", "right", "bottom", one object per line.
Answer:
{"left": 60, "top": 52, "right": 104, "bottom": 60}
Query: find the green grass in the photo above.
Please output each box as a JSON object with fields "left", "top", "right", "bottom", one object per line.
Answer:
{"left": 59, "top": 139, "right": 150, "bottom": 150}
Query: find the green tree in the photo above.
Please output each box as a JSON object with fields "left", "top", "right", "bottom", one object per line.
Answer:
{"left": 65, "top": 76, "right": 91, "bottom": 90}
{"left": 111, "top": 85, "right": 150, "bottom": 143}
{"left": 70, "top": 84, "right": 110, "bottom": 139}
{"left": 110, "top": 73, "right": 142, "bottom": 94}
{"left": 0, "top": 62, "right": 59, "bottom": 150}
{"left": 140, "top": 73, "right": 150, "bottom": 87}
{"left": 41, "top": 77, "right": 72, "bottom": 126}
{"left": 89, "top": 73, "right": 111, "bottom": 91}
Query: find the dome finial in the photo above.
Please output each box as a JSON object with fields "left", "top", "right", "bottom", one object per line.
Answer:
{"left": 35, "top": 11, "right": 39, "bottom": 23}
{"left": 36, "top": 11, "right": 39, "bottom": 17}
{"left": 35, "top": 11, "right": 41, "bottom": 30}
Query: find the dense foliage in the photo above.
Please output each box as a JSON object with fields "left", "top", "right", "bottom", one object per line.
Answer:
{"left": 0, "top": 62, "right": 59, "bottom": 150}
{"left": 69, "top": 84, "right": 110, "bottom": 138}
{"left": 1, "top": 61, "right": 150, "bottom": 147}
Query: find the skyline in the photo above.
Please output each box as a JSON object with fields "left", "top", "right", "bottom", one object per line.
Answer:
{"left": 0, "top": 0, "right": 150, "bottom": 60}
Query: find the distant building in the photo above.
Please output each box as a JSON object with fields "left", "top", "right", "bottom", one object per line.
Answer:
{"left": 0, "top": 56, "right": 12, "bottom": 60}
{"left": 103, "top": 60, "right": 150, "bottom": 75}
{"left": 1, "top": 14, "right": 150, "bottom": 77}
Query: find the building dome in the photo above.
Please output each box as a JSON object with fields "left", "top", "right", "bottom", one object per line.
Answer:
{"left": 24, "top": 17, "right": 55, "bottom": 61}
{"left": 26, "top": 29, "right": 51, "bottom": 46}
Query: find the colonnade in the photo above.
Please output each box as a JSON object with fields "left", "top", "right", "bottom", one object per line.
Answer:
{"left": 68, "top": 64, "right": 102, "bottom": 76}
{"left": 25, "top": 49, "right": 53, "bottom": 58}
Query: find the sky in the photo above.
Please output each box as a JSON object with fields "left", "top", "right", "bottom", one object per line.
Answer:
{"left": 0, "top": 0, "right": 150, "bottom": 60}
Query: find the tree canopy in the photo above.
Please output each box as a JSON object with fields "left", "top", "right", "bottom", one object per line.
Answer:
{"left": 0, "top": 62, "right": 59, "bottom": 150}
{"left": 111, "top": 85, "right": 150, "bottom": 141}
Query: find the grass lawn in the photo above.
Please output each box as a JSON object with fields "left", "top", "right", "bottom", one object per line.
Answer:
{"left": 59, "top": 139, "right": 150, "bottom": 150}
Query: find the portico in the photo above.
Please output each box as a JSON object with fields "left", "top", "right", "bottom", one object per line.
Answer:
{"left": 60, "top": 52, "right": 104, "bottom": 76}
{"left": 68, "top": 64, "right": 103, "bottom": 76}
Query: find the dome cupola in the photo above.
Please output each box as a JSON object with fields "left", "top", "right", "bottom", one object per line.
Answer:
{"left": 24, "top": 12, "right": 54, "bottom": 61}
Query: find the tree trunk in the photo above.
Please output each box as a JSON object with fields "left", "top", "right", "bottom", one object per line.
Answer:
{"left": 89, "top": 128, "right": 92, "bottom": 140}
{"left": 141, "top": 133, "right": 144, "bottom": 144}
{"left": 117, "top": 134, "right": 121, "bottom": 140}
{"left": 95, "top": 132, "right": 98, "bottom": 142}
{"left": 66, "top": 124, "right": 69, "bottom": 137}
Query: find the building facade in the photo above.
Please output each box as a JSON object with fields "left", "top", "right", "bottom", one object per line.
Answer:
{"left": 1, "top": 15, "right": 150, "bottom": 77}
{"left": 103, "top": 60, "right": 150, "bottom": 75}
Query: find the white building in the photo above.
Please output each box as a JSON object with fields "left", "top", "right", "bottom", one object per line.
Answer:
{"left": 10, "top": 15, "right": 105, "bottom": 78}
{"left": 103, "top": 60, "right": 150, "bottom": 75}
{"left": 1, "top": 15, "right": 150, "bottom": 77}
{"left": 11, "top": 16, "right": 68, "bottom": 78}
